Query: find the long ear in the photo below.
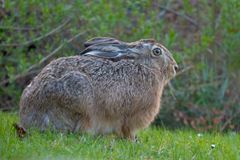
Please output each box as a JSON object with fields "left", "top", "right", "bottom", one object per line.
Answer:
{"left": 84, "top": 37, "right": 122, "bottom": 48}
{"left": 80, "top": 42, "right": 140, "bottom": 60}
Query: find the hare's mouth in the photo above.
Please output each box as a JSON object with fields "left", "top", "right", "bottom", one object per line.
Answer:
{"left": 173, "top": 65, "right": 178, "bottom": 77}
{"left": 167, "top": 64, "right": 178, "bottom": 79}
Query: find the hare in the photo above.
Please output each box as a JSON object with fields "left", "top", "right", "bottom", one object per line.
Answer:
{"left": 19, "top": 37, "right": 178, "bottom": 140}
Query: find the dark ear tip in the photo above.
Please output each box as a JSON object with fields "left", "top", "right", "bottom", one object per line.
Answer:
{"left": 84, "top": 43, "right": 91, "bottom": 48}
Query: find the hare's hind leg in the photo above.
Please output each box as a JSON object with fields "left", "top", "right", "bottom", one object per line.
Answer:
{"left": 43, "top": 71, "right": 93, "bottom": 132}
{"left": 19, "top": 87, "right": 50, "bottom": 131}
{"left": 20, "top": 71, "right": 93, "bottom": 133}
{"left": 45, "top": 106, "right": 89, "bottom": 132}
{"left": 19, "top": 103, "right": 51, "bottom": 131}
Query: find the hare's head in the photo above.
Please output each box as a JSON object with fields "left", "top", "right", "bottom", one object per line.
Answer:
{"left": 80, "top": 37, "right": 178, "bottom": 80}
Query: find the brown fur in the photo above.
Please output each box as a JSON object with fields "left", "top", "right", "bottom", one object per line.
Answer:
{"left": 19, "top": 38, "right": 178, "bottom": 140}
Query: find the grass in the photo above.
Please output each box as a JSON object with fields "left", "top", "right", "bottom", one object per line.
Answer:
{"left": 0, "top": 112, "right": 239, "bottom": 160}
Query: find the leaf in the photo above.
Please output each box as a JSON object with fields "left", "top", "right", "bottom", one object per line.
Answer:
{"left": 218, "top": 78, "right": 228, "bottom": 101}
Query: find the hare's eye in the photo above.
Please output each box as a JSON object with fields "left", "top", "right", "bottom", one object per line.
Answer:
{"left": 152, "top": 48, "right": 162, "bottom": 56}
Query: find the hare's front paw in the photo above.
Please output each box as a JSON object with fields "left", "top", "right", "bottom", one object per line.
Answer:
{"left": 116, "top": 125, "right": 136, "bottom": 141}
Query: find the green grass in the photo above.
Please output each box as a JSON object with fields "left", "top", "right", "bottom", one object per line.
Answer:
{"left": 0, "top": 112, "right": 239, "bottom": 160}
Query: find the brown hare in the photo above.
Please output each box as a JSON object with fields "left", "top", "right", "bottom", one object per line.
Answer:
{"left": 19, "top": 37, "right": 178, "bottom": 140}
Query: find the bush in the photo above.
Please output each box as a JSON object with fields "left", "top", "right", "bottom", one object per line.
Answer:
{"left": 0, "top": 0, "right": 239, "bottom": 131}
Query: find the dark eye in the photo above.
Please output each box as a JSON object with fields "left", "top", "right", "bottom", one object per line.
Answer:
{"left": 152, "top": 48, "right": 162, "bottom": 56}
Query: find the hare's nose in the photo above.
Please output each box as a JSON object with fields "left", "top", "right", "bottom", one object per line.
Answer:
{"left": 174, "top": 65, "right": 178, "bottom": 72}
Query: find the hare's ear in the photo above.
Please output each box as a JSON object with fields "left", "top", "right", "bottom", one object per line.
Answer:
{"left": 84, "top": 37, "right": 122, "bottom": 48}
{"left": 80, "top": 43, "right": 139, "bottom": 60}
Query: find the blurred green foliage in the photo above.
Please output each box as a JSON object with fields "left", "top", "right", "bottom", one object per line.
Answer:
{"left": 0, "top": 0, "right": 239, "bottom": 131}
